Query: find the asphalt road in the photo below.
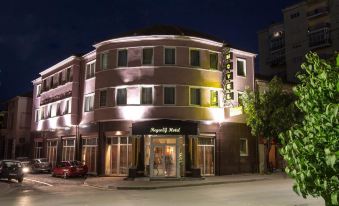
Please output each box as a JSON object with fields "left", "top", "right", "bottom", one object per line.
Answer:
{"left": 0, "top": 174, "right": 324, "bottom": 206}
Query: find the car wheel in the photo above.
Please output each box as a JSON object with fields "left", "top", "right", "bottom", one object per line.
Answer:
{"left": 63, "top": 172, "right": 68, "bottom": 179}
{"left": 18, "top": 177, "right": 23, "bottom": 183}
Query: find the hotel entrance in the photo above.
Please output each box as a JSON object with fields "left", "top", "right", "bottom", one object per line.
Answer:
{"left": 148, "top": 136, "right": 182, "bottom": 178}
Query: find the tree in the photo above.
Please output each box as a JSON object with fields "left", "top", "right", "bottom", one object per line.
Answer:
{"left": 242, "top": 76, "right": 298, "bottom": 172}
{"left": 280, "top": 53, "right": 339, "bottom": 206}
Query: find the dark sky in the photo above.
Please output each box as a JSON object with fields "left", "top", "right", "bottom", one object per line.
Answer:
{"left": 0, "top": 0, "right": 298, "bottom": 100}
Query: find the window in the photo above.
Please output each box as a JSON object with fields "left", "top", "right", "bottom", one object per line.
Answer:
{"left": 240, "top": 138, "right": 248, "bottom": 156}
{"left": 237, "top": 59, "right": 246, "bottom": 77}
{"left": 210, "top": 90, "right": 219, "bottom": 107}
{"left": 58, "top": 72, "right": 62, "bottom": 85}
{"left": 56, "top": 102, "right": 61, "bottom": 116}
{"left": 238, "top": 91, "right": 244, "bottom": 106}
{"left": 36, "top": 84, "right": 41, "bottom": 97}
{"left": 50, "top": 103, "right": 57, "bottom": 117}
{"left": 190, "top": 88, "right": 201, "bottom": 106}
{"left": 164, "top": 87, "right": 175, "bottom": 105}
{"left": 67, "top": 67, "right": 73, "bottom": 82}
{"left": 99, "top": 90, "right": 107, "bottom": 107}
{"left": 35, "top": 110, "right": 40, "bottom": 122}
{"left": 190, "top": 49, "right": 200, "bottom": 66}
{"left": 47, "top": 105, "right": 52, "bottom": 118}
{"left": 86, "top": 61, "right": 96, "bottom": 79}
{"left": 142, "top": 48, "right": 153, "bottom": 65}
{"left": 117, "top": 49, "right": 127, "bottom": 67}
{"left": 210, "top": 53, "right": 218, "bottom": 70}
{"left": 100, "top": 53, "right": 108, "bottom": 70}
{"left": 34, "top": 141, "right": 43, "bottom": 159}
{"left": 290, "top": 12, "right": 300, "bottom": 19}
{"left": 84, "top": 95, "right": 94, "bottom": 112}
{"left": 116, "top": 88, "right": 127, "bottom": 105}
{"left": 164, "top": 48, "right": 176, "bottom": 65}
{"left": 62, "top": 138, "right": 75, "bottom": 161}
{"left": 141, "top": 87, "right": 153, "bottom": 105}
{"left": 64, "top": 99, "right": 71, "bottom": 114}
{"left": 41, "top": 107, "right": 46, "bottom": 119}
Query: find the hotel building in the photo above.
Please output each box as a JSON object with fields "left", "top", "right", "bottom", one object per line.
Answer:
{"left": 31, "top": 25, "right": 257, "bottom": 178}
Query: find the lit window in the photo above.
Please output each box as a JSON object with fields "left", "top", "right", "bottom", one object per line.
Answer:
{"left": 36, "top": 84, "right": 41, "bottom": 97}
{"left": 164, "top": 87, "right": 175, "bottom": 105}
{"left": 141, "top": 87, "right": 153, "bottom": 105}
{"left": 210, "top": 53, "right": 218, "bottom": 70}
{"left": 117, "top": 49, "right": 128, "bottom": 67}
{"left": 190, "top": 88, "right": 201, "bottom": 106}
{"left": 116, "top": 88, "right": 127, "bottom": 105}
{"left": 237, "top": 59, "right": 246, "bottom": 77}
{"left": 100, "top": 53, "right": 108, "bottom": 70}
{"left": 86, "top": 61, "right": 96, "bottom": 79}
{"left": 142, "top": 48, "right": 153, "bottom": 65}
{"left": 190, "top": 50, "right": 200, "bottom": 67}
{"left": 84, "top": 95, "right": 94, "bottom": 112}
{"left": 99, "top": 90, "right": 107, "bottom": 107}
{"left": 240, "top": 138, "right": 248, "bottom": 156}
{"left": 164, "top": 48, "right": 176, "bottom": 65}
{"left": 210, "top": 90, "right": 219, "bottom": 107}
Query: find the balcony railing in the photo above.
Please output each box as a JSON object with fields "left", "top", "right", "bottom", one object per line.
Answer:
{"left": 307, "top": 7, "right": 329, "bottom": 19}
{"left": 308, "top": 26, "right": 331, "bottom": 49}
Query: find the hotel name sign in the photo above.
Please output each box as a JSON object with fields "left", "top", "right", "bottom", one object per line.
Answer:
{"left": 149, "top": 127, "right": 181, "bottom": 134}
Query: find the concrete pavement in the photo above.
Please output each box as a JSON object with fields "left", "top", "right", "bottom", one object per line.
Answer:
{"left": 84, "top": 172, "right": 286, "bottom": 190}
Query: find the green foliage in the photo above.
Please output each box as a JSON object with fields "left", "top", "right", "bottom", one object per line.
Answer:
{"left": 242, "top": 76, "right": 298, "bottom": 141}
{"left": 280, "top": 52, "right": 339, "bottom": 206}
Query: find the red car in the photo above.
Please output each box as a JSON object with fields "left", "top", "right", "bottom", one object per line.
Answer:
{"left": 52, "top": 161, "right": 88, "bottom": 178}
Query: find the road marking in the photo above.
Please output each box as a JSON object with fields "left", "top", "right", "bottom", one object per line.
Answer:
{"left": 83, "top": 183, "right": 114, "bottom": 191}
{"left": 24, "top": 178, "right": 53, "bottom": 187}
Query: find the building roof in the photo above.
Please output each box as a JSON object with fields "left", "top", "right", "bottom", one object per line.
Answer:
{"left": 113, "top": 25, "right": 225, "bottom": 44}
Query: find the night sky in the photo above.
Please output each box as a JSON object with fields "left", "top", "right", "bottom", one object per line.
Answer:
{"left": 0, "top": 0, "right": 298, "bottom": 101}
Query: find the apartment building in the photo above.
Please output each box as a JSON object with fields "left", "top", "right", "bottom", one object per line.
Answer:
{"left": 258, "top": 0, "right": 339, "bottom": 82}
{"left": 31, "top": 25, "right": 257, "bottom": 177}
{"left": 0, "top": 93, "right": 33, "bottom": 159}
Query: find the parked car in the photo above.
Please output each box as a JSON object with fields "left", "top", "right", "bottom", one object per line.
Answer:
{"left": 52, "top": 161, "right": 88, "bottom": 178}
{"left": 15, "top": 157, "right": 31, "bottom": 174}
{"left": 30, "top": 158, "right": 52, "bottom": 173}
{"left": 0, "top": 160, "right": 24, "bottom": 183}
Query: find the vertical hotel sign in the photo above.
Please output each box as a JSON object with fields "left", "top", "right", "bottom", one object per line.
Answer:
{"left": 221, "top": 46, "right": 234, "bottom": 107}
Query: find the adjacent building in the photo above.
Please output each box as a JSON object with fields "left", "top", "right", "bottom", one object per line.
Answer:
{"left": 0, "top": 93, "right": 33, "bottom": 159}
{"left": 258, "top": 0, "right": 339, "bottom": 82}
{"left": 31, "top": 25, "right": 257, "bottom": 178}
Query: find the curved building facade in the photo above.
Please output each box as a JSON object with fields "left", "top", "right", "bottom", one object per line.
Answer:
{"left": 31, "top": 26, "right": 257, "bottom": 177}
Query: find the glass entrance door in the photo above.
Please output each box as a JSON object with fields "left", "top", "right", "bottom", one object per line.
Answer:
{"left": 153, "top": 145, "right": 176, "bottom": 177}
{"left": 105, "top": 137, "right": 132, "bottom": 176}
{"left": 197, "top": 138, "right": 215, "bottom": 176}
{"left": 82, "top": 138, "right": 97, "bottom": 174}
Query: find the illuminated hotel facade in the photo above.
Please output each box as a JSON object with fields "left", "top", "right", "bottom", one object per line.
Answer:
{"left": 31, "top": 26, "right": 257, "bottom": 178}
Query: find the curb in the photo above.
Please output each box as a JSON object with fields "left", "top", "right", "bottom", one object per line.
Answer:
{"left": 84, "top": 177, "right": 269, "bottom": 191}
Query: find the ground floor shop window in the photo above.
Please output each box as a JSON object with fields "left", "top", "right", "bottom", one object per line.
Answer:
{"left": 105, "top": 136, "right": 132, "bottom": 176}
{"left": 34, "top": 141, "right": 43, "bottom": 159}
{"left": 62, "top": 138, "right": 75, "bottom": 161}
{"left": 47, "top": 140, "right": 58, "bottom": 168}
{"left": 197, "top": 137, "right": 215, "bottom": 176}
{"left": 82, "top": 137, "right": 97, "bottom": 174}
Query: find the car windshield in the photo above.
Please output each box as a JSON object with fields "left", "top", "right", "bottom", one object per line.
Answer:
{"left": 70, "top": 161, "right": 82, "bottom": 166}
{"left": 38, "top": 158, "right": 48, "bottom": 163}
{"left": 4, "top": 161, "right": 21, "bottom": 168}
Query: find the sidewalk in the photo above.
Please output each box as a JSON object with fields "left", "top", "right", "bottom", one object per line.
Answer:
{"left": 84, "top": 172, "right": 287, "bottom": 190}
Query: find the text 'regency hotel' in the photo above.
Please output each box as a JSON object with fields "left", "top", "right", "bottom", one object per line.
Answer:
{"left": 31, "top": 25, "right": 257, "bottom": 178}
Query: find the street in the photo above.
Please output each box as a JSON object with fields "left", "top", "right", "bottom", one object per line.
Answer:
{"left": 0, "top": 174, "right": 324, "bottom": 206}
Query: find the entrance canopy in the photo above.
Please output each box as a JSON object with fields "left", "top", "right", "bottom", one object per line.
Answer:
{"left": 132, "top": 119, "right": 198, "bottom": 135}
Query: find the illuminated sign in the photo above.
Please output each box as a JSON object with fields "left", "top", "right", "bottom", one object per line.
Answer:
{"left": 226, "top": 72, "right": 233, "bottom": 80}
{"left": 149, "top": 127, "right": 181, "bottom": 134}
{"left": 222, "top": 46, "right": 234, "bottom": 105}
{"left": 226, "top": 82, "right": 233, "bottom": 90}
{"left": 226, "top": 92, "right": 234, "bottom": 100}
